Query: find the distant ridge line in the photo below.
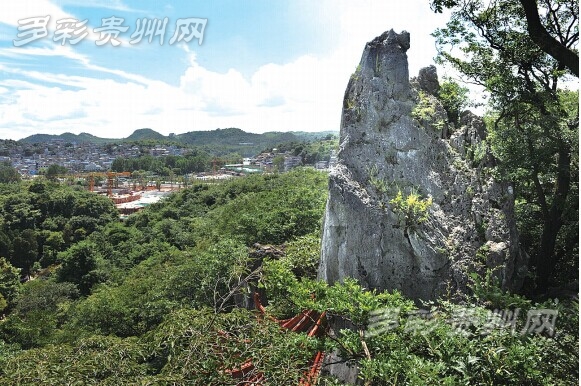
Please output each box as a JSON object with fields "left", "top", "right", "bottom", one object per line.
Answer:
{"left": 18, "top": 128, "right": 338, "bottom": 145}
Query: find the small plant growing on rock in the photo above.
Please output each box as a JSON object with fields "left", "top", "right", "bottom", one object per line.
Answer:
{"left": 412, "top": 91, "right": 433, "bottom": 119}
{"left": 412, "top": 91, "right": 445, "bottom": 132}
{"left": 390, "top": 189, "right": 432, "bottom": 231}
{"left": 367, "top": 165, "right": 389, "bottom": 195}
{"left": 472, "top": 140, "right": 488, "bottom": 165}
{"left": 350, "top": 64, "right": 362, "bottom": 81}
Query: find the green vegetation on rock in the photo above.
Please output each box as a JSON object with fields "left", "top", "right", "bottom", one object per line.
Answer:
{"left": 0, "top": 166, "right": 576, "bottom": 384}
{"left": 390, "top": 189, "right": 433, "bottom": 231}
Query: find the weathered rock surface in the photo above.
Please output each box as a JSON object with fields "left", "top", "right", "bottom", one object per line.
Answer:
{"left": 318, "top": 29, "right": 527, "bottom": 301}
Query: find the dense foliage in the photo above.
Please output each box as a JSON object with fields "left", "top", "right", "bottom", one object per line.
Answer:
{"left": 0, "top": 2, "right": 577, "bottom": 382}
{"left": 111, "top": 151, "right": 213, "bottom": 175}
{"left": 0, "top": 180, "right": 118, "bottom": 276}
{"left": 0, "top": 162, "right": 20, "bottom": 184}
{"left": 431, "top": 0, "right": 579, "bottom": 292}
{"left": 263, "top": 135, "right": 339, "bottom": 165}
{"left": 0, "top": 167, "right": 577, "bottom": 384}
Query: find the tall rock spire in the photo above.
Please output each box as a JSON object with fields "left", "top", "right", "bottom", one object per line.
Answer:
{"left": 318, "top": 30, "right": 527, "bottom": 301}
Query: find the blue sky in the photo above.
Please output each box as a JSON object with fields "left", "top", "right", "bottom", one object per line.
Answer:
{"left": 0, "top": 1, "right": 450, "bottom": 140}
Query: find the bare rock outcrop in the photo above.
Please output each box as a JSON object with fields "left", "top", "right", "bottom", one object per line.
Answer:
{"left": 318, "top": 29, "right": 527, "bottom": 301}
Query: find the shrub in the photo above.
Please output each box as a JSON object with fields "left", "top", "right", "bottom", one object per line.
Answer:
{"left": 438, "top": 78, "right": 469, "bottom": 126}
{"left": 412, "top": 91, "right": 445, "bottom": 131}
{"left": 389, "top": 189, "right": 432, "bottom": 231}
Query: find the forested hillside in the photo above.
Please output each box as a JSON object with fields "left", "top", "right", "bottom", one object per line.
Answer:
{"left": 0, "top": 0, "right": 578, "bottom": 384}
{"left": 0, "top": 169, "right": 577, "bottom": 384}
{"left": 18, "top": 128, "right": 337, "bottom": 158}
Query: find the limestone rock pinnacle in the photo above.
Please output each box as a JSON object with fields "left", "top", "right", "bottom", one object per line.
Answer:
{"left": 318, "top": 30, "right": 527, "bottom": 301}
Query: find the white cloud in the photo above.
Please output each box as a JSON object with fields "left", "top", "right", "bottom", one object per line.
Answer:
{"left": 1, "top": 1, "right": 139, "bottom": 46}
{"left": 0, "top": 0, "right": 74, "bottom": 27}
{"left": 0, "top": 1, "right": 456, "bottom": 140}
{"left": 0, "top": 50, "right": 344, "bottom": 139}
{"left": 312, "top": 0, "right": 451, "bottom": 77}
{"left": 0, "top": 65, "right": 196, "bottom": 137}
{"left": 0, "top": 44, "right": 154, "bottom": 87}
{"left": 0, "top": 45, "right": 87, "bottom": 63}
{"left": 54, "top": 0, "right": 143, "bottom": 13}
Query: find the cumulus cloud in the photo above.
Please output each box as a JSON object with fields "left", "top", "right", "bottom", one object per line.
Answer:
{"left": 0, "top": 0, "right": 74, "bottom": 28}
{"left": 54, "top": 0, "right": 142, "bottom": 13}
{"left": 0, "top": 0, "right": 139, "bottom": 46}
{"left": 1, "top": 44, "right": 348, "bottom": 138}
{"left": 0, "top": 0, "right": 452, "bottom": 139}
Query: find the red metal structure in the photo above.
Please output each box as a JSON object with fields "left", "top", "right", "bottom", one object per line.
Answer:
{"left": 223, "top": 294, "right": 326, "bottom": 385}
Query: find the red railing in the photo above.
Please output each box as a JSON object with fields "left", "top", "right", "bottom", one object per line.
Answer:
{"left": 223, "top": 293, "right": 327, "bottom": 385}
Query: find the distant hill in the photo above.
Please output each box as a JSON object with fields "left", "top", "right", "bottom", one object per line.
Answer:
{"left": 125, "top": 128, "right": 167, "bottom": 142}
{"left": 173, "top": 128, "right": 305, "bottom": 156}
{"left": 290, "top": 131, "right": 338, "bottom": 141}
{"left": 20, "top": 132, "right": 115, "bottom": 144}
{"left": 175, "top": 128, "right": 302, "bottom": 147}
{"left": 19, "top": 128, "right": 339, "bottom": 155}
{"left": 20, "top": 129, "right": 169, "bottom": 144}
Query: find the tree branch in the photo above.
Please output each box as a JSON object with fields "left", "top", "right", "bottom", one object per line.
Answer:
{"left": 519, "top": 0, "right": 579, "bottom": 76}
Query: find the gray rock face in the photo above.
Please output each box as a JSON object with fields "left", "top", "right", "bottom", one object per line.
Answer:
{"left": 318, "top": 30, "right": 527, "bottom": 301}
{"left": 414, "top": 64, "right": 440, "bottom": 96}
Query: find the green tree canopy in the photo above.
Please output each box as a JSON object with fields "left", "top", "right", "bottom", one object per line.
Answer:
{"left": 438, "top": 77, "right": 469, "bottom": 126}
{"left": 10, "top": 229, "right": 38, "bottom": 275}
{"left": 0, "top": 162, "right": 20, "bottom": 184}
{"left": 45, "top": 164, "right": 68, "bottom": 180}
{"left": 431, "top": 0, "right": 579, "bottom": 76}
{"left": 0, "top": 257, "right": 20, "bottom": 311}
{"left": 431, "top": 0, "right": 579, "bottom": 292}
